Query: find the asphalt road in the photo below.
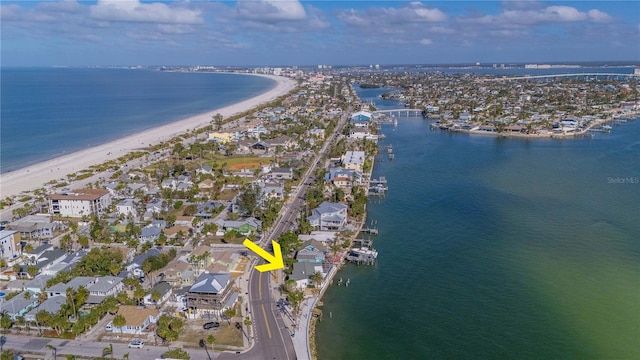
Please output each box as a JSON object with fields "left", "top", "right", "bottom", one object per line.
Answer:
{"left": 223, "top": 107, "right": 351, "bottom": 360}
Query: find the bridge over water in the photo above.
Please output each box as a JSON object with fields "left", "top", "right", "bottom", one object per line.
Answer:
{"left": 373, "top": 108, "right": 423, "bottom": 117}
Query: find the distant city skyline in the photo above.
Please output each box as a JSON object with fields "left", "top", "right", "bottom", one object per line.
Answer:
{"left": 1, "top": 1, "right": 639, "bottom": 67}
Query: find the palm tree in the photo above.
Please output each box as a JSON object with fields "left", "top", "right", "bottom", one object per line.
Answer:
{"left": 133, "top": 286, "right": 145, "bottom": 306}
{"left": 37, "top": 291, "right": 48, "bottom": 305}
{"left": 310, "top": 272, "right": 323, "bottom": 294}
{"left": 112, "top": 314, "right": 126, "bottom": 333}
{"left": 35, "top": 310, "right": 51, "bottom": 335}
{"left": 151, "top": 290, "right": 162, "bottom": 309}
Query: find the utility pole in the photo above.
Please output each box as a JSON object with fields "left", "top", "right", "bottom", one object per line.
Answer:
{"left": 199, "top": 339, "right": 212, "bottom": 360}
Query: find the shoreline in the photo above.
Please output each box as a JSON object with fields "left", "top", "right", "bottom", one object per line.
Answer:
{"left": 0, "top": 74, "right": 297, "bottom": 198}
{"left": 433, "top": 110, "right": 640, "bottom": 139}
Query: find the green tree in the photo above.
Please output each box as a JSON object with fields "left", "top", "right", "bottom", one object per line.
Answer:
{"left": 223, "top": 307, "right": 236, "bottom": 325}
{"left": 237, "top": 183, "right": 261, "bottom": 217}
{"left": 0, "top": 314, "right": 12, "bottom": 331}
{"left": 0, "top": 350, "right": 15, "bottom": 360}
{"left": 60, "top": 233, "right": 73, "bottom": 252}
{"left": 77, "top": 235, "right": 89, "bottom": 249}
{"left": 277, "top": 231, "right": 302, "bottom": 256}
{"left": 151, "top": 290, "right": 162, "bottom": 308}
{"left": 213, "top": 113, "right": 223, "bottom": 131}
{"left": 287, "top": 289, "right": 305, "bottom": 316}
{"left": 26, "top": 265, "right": 38, "bottom": 278}
{"left": 311, "top": 271, "right": 324, "bottom": 295}
{"left": 66, "top": 288, "right": 78, "bottom": 320}
{"left": 183, "top": 204, "right": 197, "bottom": 216}
{"left": 133, "top": 286, "right": 145, "bottom": 306}
{"left": 112, "top": 314, "right": 126, "bottom": 333}
{"left": 23, "top": 243, "right": 34, "bottom": 253}
{"left": 156, "top": 314, "right": 184, "bottom": 344}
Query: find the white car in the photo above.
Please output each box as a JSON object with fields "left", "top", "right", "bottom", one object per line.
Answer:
{"left": 128, "top": 340, "right": 144, "bottom": 349}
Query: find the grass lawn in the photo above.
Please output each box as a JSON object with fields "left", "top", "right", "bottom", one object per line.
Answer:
{"left": 179, "top": 320, "right": 243, "bottom": 348}
{"left": 202, "top": 235, "right": 246, "bottom": 245}
{"left": 217, "top": 190, "right": 239, "bottom": 201}
{"left": 209, "top": 156, "right": 273, "bottom": 169}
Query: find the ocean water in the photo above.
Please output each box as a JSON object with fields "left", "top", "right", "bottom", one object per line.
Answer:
{"left": 316, "top": 90, "right": 640, "bottom": 359}
{"left": 0, "top": 68, "right": 275, "bottom": 173}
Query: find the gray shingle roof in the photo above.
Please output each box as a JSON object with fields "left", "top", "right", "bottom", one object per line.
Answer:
{"left": 189, "top": 273, "right": 231, "bottom": 294}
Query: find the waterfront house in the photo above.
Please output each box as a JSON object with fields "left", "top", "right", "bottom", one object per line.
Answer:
{"left": 298, "top": 231, "right": 338, "bottom": 244}
{"left": 289, "top": 262, "right": 325, "bottom": 289}
{"left": 307, "top": 202, "right": 348, "bottom": 231}
{"left": 350, "top": 111, "right": 372, "bottom": 123}
{"left": 295, "top": 245, "right": 325, "bottom": 263}
{"left": 186, "top": 272, "right": 238, "bottom": 314}
{"left": 348, "top": 128, "right": 378, "bottom": 141}
{"left": 324, "top": 167, "right": 362, "bottom": 190}
{"left": 106, "top": 305, "right": 159, "bottom": 334}
{"left": 48, "top": 189, "right": 111, "bottom": 218}
{"left": 459, "top": 112, "right": 472, "bottom": 121}
{"left": 341, "top": 151, "right": 366, "bottom": 172}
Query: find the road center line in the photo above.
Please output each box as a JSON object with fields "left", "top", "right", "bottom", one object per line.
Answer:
{"left": 261, "top": 304, "right": 272, "bottom": 339}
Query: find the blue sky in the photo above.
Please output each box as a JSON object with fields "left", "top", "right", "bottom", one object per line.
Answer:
{"left": 1, "top": 1, "right": 639, "bottom": 66}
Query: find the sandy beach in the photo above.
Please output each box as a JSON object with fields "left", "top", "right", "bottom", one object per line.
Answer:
{"left": 0, "top": 74, "right": 297, "bottom": 198}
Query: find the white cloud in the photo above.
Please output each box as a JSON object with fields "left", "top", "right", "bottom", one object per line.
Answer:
{"left": 419, "top": 38, "right": 433, "bottom": 45}
{"left": 340, "top": 2, "right": 447, "bottom": 26}
{"left": 463, "top": 5, "right": 614, "bottom": 27}
{"left": 90, "top": 0, "right": 202, "bottom": 24}
{"left": 157, "top": 24, "right": 197, "bottom": 35}
{"left": 236, "top": 0, "right": 306, "bottom": 22}
{"left": 587, "top": 9, "right": 613, "bottom": 23}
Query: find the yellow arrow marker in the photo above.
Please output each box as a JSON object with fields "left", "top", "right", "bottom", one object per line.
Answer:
{"left": 243, "top": 239, "right": 284, "bottom": 272}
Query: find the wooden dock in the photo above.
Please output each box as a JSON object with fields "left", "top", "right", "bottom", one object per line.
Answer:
{"left": 361, "top": 227, "right": 379, "bottom": 235}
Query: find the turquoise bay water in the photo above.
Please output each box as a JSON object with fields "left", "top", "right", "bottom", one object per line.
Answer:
{"left": 316, "top": 93, "right": 640, "bottom": 359}
{"left": 0, "top": 68, "right": 274, "bottom": 173}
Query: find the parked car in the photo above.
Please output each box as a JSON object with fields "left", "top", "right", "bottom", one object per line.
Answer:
{"left": 203, "top": 322, "right": 220, "bottom": 329}
{"left": 128, "top": 340, "right": 144, "bottom": 349}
